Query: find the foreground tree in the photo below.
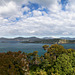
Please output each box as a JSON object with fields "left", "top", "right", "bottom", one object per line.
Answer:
{"left": 0, "top": 44, "right": 75, "bottom": 75}
{"left": 43, "top": 45, "right": 49, "bottom": 51}
{"left": 55, "top": 54, "right": 73, "bottom": 75}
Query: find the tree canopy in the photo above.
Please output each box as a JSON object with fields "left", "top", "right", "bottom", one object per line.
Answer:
{"left": 0, "top": 44, "right": 75, "bottom": 75}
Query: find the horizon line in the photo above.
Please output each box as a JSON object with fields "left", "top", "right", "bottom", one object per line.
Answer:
{"left": 0, "top": 36, "right": 75, "bottom": 38}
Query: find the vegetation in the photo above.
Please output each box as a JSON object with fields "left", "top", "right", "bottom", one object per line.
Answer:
{"left": 0, "top": 44, "right": 75, "bottom": 75}
{"left": 21, "top": 39, "right": 75, "bottom": 44}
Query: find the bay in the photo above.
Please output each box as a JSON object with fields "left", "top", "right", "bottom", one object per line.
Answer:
{"left": 0, "top": 43, "right": 75, "bottom": 56}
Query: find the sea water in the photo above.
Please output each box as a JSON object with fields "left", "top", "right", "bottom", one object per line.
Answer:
{"left": 0, "top": 43, "right": 75, "bottom": 56}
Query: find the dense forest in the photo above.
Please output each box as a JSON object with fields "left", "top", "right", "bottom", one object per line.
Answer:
{"left": 0, "top": 44, "right": 75, "bottom": 75}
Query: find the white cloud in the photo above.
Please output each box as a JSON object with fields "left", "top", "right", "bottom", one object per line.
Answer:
{"left": 22, "top": 6, "right": 30, "bottom": 12}
{"left": 0, "top": 14, "right": 75, "bottom": 37}
{"left": 30, "top": 0, "right": 59, "bottom": 7}
{"left": 0, "top": 0, "right": 29, "bottom": 6}
{"left": 32, "top": 10, "right": 42, "bottom": 16}
{"left": 29, "top": 0, "right": 62, "bottom": 12}
{"left": 66, "top": 0, "right": 75, "bottom": 11}
{"left": 0, "top": 1, "right": 18, "bottom": 16}
{"left": 0, "top": 0, "right": 75, "bottom": 37}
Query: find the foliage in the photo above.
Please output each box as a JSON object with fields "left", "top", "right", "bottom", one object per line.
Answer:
{"left": 0, "top": 44, "right": 75, "bottom": 75}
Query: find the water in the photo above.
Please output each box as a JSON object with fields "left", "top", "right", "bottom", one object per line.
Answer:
{"left": 60, "top": 44, "right": 75, "bottom": 49}
{"left": 0, "top": 43, "right": 75, "bottom": 56}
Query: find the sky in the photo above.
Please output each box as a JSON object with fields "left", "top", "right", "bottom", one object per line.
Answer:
{"left": 0, "top": 0, "right": 75, "bottom": 38}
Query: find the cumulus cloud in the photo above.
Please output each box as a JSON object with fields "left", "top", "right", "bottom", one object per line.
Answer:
{"left": 66, "top": 0, "right": 75, "bottom": 12}
{"left": 0, "top": 0, "right": 75, "bottom": 37}
{"left": 22, "top": 6, "right": 30, "bottom": 12}
{"left": 0, "top": 0, "right": 29, "bottom": 5}
{"left": 0, "top": 1, "right": 18, "bottom": 17}
{"left": 29, "top": 0, "right": 62, "bottom": 12}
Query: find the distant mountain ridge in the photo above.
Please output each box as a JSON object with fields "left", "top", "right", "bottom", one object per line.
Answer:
{"left": 60, "top": 37, "right": 75, "bottom": 40}
{"left": 43, "top": 37, "right": 75, "bottom": 40}
{"left": 0, "top": 37, "right": 75, "bottom": 43}
{"left": 0, "top": 37, "right": 41, "bottom": 43}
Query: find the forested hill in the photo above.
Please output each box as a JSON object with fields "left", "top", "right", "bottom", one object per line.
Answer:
{"left": 21, "top": 39, "right": 75, "bottom": 44}
{"left": 0, "top": 37, "right": 75, "bottom": 44}
{"left": 0, "top": 44, "right": 75, "bottom": 75}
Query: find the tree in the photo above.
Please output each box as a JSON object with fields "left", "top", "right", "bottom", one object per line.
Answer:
{"left": 32, "top": 69, "right": 47, "bottom": 75}
{"left": 42, "top": 45, "right": 49, "bottom": 51}
{"left": 55, "top": 54, "right": 73, "bottom": 75}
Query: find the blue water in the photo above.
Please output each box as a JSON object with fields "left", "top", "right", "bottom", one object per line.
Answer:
{"left": 0, "top": 43, "right": 75, "bottom": 56}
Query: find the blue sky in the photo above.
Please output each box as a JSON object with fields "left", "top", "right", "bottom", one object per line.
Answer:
{"left": 0, "top": 0, "right": 75, "bottom": 38}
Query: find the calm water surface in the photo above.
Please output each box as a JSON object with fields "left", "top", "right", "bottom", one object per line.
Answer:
{"left": 0, "top": 43, "right": 75, "bottom": 56}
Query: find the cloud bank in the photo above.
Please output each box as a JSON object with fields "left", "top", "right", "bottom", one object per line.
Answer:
{"left": 0, "top": 0, "right": 75, "bottom": 37}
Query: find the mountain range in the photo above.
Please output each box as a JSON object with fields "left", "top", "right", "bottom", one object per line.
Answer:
{"left": 0, "top": 37, "right": 75, "bottom": 43}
